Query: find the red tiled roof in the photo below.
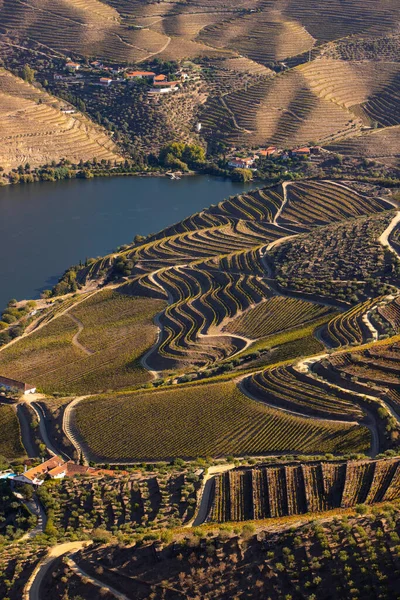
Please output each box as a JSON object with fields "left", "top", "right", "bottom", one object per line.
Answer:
{"left": 126, "top": 71, "right": 155, "bottom": 77}
{"left": 24, "top": 457, "right": 64, "bottom": 481}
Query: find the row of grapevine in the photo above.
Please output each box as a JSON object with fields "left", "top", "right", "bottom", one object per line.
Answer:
{"left": 243, "top": 365, "right": 364, "bottom": 420}
{"left": 224, "top": 296, "right": 333, "bottom": 339}
{"left": 279, "top": 180, "right": 391, "bottom": 230}
{"left": 208, "top": 458, "right": 400, "bottom": 523}
{"left": 323, "top": 297, "right": 381, "bottom": 348}
{"left": 147, "top": 265, "right": 273, "bottom": 369}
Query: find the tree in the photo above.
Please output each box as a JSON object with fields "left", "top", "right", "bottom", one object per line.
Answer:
{"left": 21, "top": 64, "right": 35, "bottom": 84}
{"left": 231, "top": 168, "right": 253, "bottom": 182}
{"left": 183, "top": 144, "right": 206, "bottom": 166}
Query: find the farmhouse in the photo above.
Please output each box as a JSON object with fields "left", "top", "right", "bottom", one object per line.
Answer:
{"left": 99, "top": 77, "right": 113, "bottom": 86}
{"left": 0, "top": 375, "right": 36, "bottom": 395}
{"left": 153, "top": 74, "right": 167, "bottom": 83}
{"left": 259, "top": 146, "right": 278, "bottom": 158}
{"left": 150, "top": 81, "right": 179, "bottom": 94}
{"left": 14, "top": 457, "right": 65, "bottom": 486}
{"left": 65, "top": 61, "right": 80, "bottom": 71}
{"left": 228, "top": 157, "right": 255, "bottom": 169}
{"left": 126, "top": 70, "right": 155, "bottom": 79}
{"left": 48, "top": 461, "right": 117, "bottom": 479}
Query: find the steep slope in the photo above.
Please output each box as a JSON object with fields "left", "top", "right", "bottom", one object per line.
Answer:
{"left": 0, "top": 68, "right": 122, "bottom": 169}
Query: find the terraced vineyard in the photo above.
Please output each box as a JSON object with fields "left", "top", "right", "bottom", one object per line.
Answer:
{"left": 242, "top": 365, "right": 365, "bottom": 421}
{"left": 0, "top": 404, "right": 24, "bottom": 458}
{"left": 318, "top": 342, "right": 400, "bottom": 399}
{"left": 224, "top": 297, "right": 333, "bottom": 340}
{"left": 0, "top": 68, "right": 121, "bottom": 170}
{"left": 208, "top": 457, "right": 400, "bottom": 522}
{"left": 74, "top": 381, "right": 370, "bottom": 461}
{"left": 1, "top": 178, "right": 399, "bottom": 461}
{"left": 321, "top": 298, "right": 382, "bottom": 348}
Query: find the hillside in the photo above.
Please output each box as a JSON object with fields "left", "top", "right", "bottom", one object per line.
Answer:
{"left": 40, "top": 503, "right": 400, "bottom": 600}
{"left": 1, "top": 178, "right": 399, "bottom": 464}
{"left": 0, "top": 68, "right": 121, "bottom": 169}
{"left": 0, "top": 0, "right": 400, "bottom": 159}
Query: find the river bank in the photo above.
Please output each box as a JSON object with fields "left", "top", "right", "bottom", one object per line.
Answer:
{"left": 0, "top": 175, "right": 260, "bottom": 309}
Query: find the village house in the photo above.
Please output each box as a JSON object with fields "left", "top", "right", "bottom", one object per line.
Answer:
{"left": 291, "top": 147, "right": 311, "bottom": 157}
{"left": 65, "top": 61, "right": 80, "bottom": 71}
{"left": 90, "top": 60, "right": 103, "bottom": 69}
{"left": 14, "top": 457, "right": 65, "bottom": 486}
{"left": 0, "top": 375, "right": 36, "bottom": 395}
{"left": 150, "top": 81, "right": 179, "bottom": 94}
{"left": 153, "top": 73, "right": 167, "bottom": 83}
{"left": 258, "top": 146, "right": 278, "bottom": 158}
{"left": 228, "top": 157, "right": 255, "bottom": 169}
{"left": 126, "top": 70, "right": 155, "bottom": 80}
{"left": 99, "top": 77, "right": 113, "bottom": 86}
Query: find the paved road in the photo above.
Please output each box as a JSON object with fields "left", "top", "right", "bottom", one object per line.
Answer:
{"left": 16, "top": 404, "right": 38, "bottom": 458}
{"left": 192, "top": 464, "right": 235, "bottom": 526}
{"left": 30, "top": 401, "right": 71, "bottom": 460}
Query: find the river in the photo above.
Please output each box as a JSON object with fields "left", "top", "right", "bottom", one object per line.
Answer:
{"left": 0, "top": 175, "right": 259, "bottom": 308}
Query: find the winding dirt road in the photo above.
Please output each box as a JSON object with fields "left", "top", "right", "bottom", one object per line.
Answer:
{"left": 66, "top": 313, "right": 94, "bottom": 355}
{"left": 379, "top": 210, "right": 400, "bottom": 256}
{"left": 25, "top": 542, "right": 91, "bottom": 600}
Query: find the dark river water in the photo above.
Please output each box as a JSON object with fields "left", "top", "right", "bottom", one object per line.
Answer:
{"left": 0, "top": 175, "right": 259, "bottom": 308}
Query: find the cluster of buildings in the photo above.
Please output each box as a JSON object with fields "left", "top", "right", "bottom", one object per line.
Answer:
{"left": 227, "top": 146, "right": 317, "bottom": 170}
{"left": 103, "top": 69, "right": 183, "bottom": 94}
{"left": 11, "top": 456, "right": 116, "bottom": 486}
{"left": 56, "top": 60, "right": 186, "bottom": 95}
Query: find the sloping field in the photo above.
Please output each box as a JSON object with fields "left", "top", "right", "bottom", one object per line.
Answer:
{"left": 280, "top": 0, "right": 399, "bottom": 43}
{"left": 224, "top": 297, "right": 333, "bottom": 340}
{"left": 299, "top": 59, "right": 400, "bottom": 110}
{"left": 201, "top": 68, "right": 364, "bottom": 147}
{"left": 73, "top": 381, "right": 370, "bottom": 461}
{"left": 209, "top": 457, "right": 400, "bottom": 522}
{"left": 327, "top": 126, "right": 400, "bottom": 167}
{"left": 0, "top": 68, "right": 121, "bottom": 169}
{"left": 0, "top": 404, "right": 24, "bottom": 458}
{"left": 0, "top": 291, "right": 166, "bottom": 394}
{"left": 199, "top": 10, "right": 316, "bottom": 67}
{"left": 0, "top": 0, "right": 170, "bottom": 62}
